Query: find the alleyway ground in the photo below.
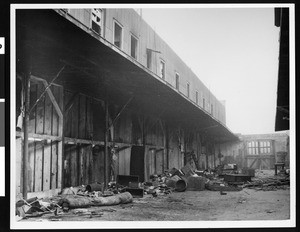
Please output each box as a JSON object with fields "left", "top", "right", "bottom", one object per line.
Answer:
{"left": 20, "top": 170, "right": 291, "bottom": 222}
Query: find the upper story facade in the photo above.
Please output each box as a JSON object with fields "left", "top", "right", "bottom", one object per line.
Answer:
{"left": 57, "top": 8, "right": 226, "bottom": 125}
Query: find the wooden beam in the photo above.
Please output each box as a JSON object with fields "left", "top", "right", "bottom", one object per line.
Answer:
{"left": 107, "top": 95, "right": 134, "bottom": 132}
{"left": 16, "top": 131, "right": 62, "bottom": 141}
{"left": 29, "top": 66, "right": 65, "bottom": 115}
{"left": 104, "top": 92, "right": 109, "bottom": 189}
{"left": 64, "top": 92, "right": 79, "bottom": 116}
{"left": 249, "top": 158, "right": 258, "bottom": 169}
{"left": 30, "top": 75, "right": 63, "bottom": 119}
{"left": 64, "top": 137, "right": 104, "bottom": 146}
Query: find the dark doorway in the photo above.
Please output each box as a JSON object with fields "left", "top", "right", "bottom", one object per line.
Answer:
{"left": 130, "top": 146, "right": 145, "bottom": 182}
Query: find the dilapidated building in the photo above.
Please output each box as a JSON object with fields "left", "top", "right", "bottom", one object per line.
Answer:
{"left": 219, "top": 132, "right": 289, "bottom": 170}
{"left": 15, "top": 8, "right": 238, "bottom": 199}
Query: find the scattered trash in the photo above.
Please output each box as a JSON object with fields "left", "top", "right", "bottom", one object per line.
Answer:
{"left": 237, "top": 198, "right": 246, "bottom": 204}
{"left": 266, "top": 209, "right": 276, "bottom": 213}
{"left": 206, "top": 180, "right": 242, "bottom": 191}
{"left": 243, "top": 175, "right": 289, "bottom": 191}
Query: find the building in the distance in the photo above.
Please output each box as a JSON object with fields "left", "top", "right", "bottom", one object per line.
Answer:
{"left": 219, "top": 132, "right": 289, "bottom": 170}
{"left": 14, "top": 8, "right": 238, "bottom": 199}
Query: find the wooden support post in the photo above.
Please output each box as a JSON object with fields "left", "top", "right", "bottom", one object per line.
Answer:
{"left": 59, "top": 88, "right": 64, "bottom": 190}
{"left": 165, "top": 123, "right": 169, "bottom": 170}
{"left": 22, "top": 73, "right": 30, "bottom": 200}
{"left": 104, "top": 94, "right": 110, "bottom": 189}
{"left": 213, "top": 141, "right": 216, "bottom": 168}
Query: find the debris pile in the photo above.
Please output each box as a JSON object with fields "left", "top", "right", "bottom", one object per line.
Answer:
{"left": 243, "top": 176, "right": 290, "bottom": 191}
{"left": 15, "top": 186, "right": 134, "bottom": 221}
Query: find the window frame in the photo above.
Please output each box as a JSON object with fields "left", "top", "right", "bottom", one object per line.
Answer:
{"left": 175, "top": 72, "right": 180, "bottom": 90}
{"left": 146, "top": 49, "right": 152, "bottom": 69}
{"left": 113, "top": 19, "right": 123, "bottom": 49}
{"left": 196, "top": 91, "right": 199, "bottom": 105}
{"left": 259, "top": 140, "right": 271, "bottom": 154}
{"left": 159, "top": 59, "right": 166, "bottom": 79}
{"left": 247, "top": 141, "right": 259, "bottom": 155}
{"left": 91, "top": 8, "right": 103, "bottom": 35}
{"left": 130, "top": 33, "right": 138, "bottom": 60}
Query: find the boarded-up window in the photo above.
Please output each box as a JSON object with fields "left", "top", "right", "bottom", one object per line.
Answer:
{"left": 91, "top": 9, "right": 102, "bottom": 35}
{"left": 114, "top": 21, "right": 122, "bottom": 48}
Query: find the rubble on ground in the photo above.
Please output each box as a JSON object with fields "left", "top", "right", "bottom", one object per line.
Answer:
{"left": 243, "top": 176, "right": 290, "bottom": 191}
{"left": 15, "top": 164, "right": 290, "bottom": 221}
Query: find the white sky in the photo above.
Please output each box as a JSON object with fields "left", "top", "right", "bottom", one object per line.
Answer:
{"left": 140, "top": 7, "right": 280, "bottom": 135}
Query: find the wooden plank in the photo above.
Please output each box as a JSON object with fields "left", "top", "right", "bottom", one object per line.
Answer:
{"left": 34, "top": 141, "right": 43, "bottom": 192}
{"left": 82, "top": 146, "right": 87, "bottom": 185}
{"left": 87, "top": 145, "right": 93, "bottom": 184}
{"left": 16, "top": 131, "right": 62, "bottom": 141}
{"left": 78, "top": 146, "right": 84, "bottom": 185}
{"left": 44, "top": 91, "right": 53, "bottom": 135}
{"left": 124, "top": 147, "right": 131, "bottom": 175}
{"left": 64, "top": 137, "right": 104, "bottom": 145}
{"left": 125, "top": 111, "right": 132, "bottom": 143}
{"left": 27, "top": 188, "right": 61, "bottom": 199}
{"left": 41, "top": 80, "right": 63, "bottom": 119}
{"left": 249, "top": 158, "right": 258, "bottom": 169}
{"left": 71, "top": 94, "right": 79, "bottom": 138}
{"left": 79, "top": 95, "right": 87, "bottom": 139}
{"left": 57, "top": 86, "right": 63, "bottom": 189}
{"left": 92, "top": 100, "right": 105, "bottom": 141}
{"left": 15, "top": 138, "right": 22, "bottom": 195}
{"left": 28, "top": 83, "right": 37, "bottom": 134}
{"left": 85, "top": 97, "right": 91, "bottom": 140}
{"left": 63, "top": 145, "right": 71, "bottom": 187}
{"left": 51, "top": 141, "right": 58, "bottom": 189}
{"left": 51, "top": 86, "right": 59, "bottom": 136}
{"left": 43, "top": 142, "right": 51, "bottom": 191}
{"left": 156, "top": 150, "right": 163, "bottom": 174}
{"left": 118, "top": 147, "right": 131, "bottom": 176}
{"left": 70, "top": 145, "right": 78, "bottom": 187}
{"left": 64, "top": 91, "right": 72, "bottom": 138}
{"left": 35, "top": 82, "right": 45, "bottom": 134}
{"left": 28, "top": 142, "right": 35, "bottom": 192}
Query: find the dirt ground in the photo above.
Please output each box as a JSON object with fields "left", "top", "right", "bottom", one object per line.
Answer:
{"left": 19, "top": 170, "right": 290, "bottom": 222}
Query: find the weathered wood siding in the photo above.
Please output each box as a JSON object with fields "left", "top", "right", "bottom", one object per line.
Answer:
{"left": 63, "top": 8, "right": 226, "bottom": 125}
{"left": 63, "top": 91, "right": 105, "bottom": 186}
{"left": 16, "top": 81, "right": 63, "bottom": 195}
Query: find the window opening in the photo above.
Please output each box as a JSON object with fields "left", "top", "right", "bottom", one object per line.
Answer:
{"left": 160, "top": 60, "right": 165, "bottom": 79}
{"left": 175, "top": 73, "right": 179, "bottom": 90}
{"left": 131, "top": 34, "right": 138, "bottom": 59}
{"left": 91, "top": 9, "right": 102, "bottom": 35}
{"left": 114, "top": 21, "right": 122, "bottom": 48}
